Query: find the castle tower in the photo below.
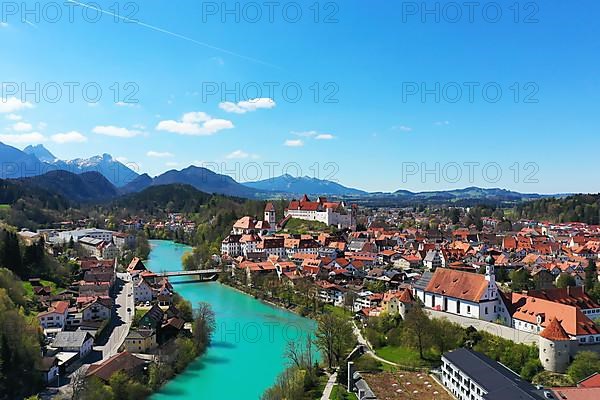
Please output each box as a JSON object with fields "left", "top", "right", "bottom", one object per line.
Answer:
{"left": 264, "top": 202, "right": 276, "bottom": 231}
{"left": 539, "top": 317, "right": 572, "bottom": 373}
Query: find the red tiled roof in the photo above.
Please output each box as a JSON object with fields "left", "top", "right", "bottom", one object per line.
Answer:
{"left": 512, "top": 293, "right": 600, "bottom": 337}
{"left": 424, "top": 268, "right": 489, "bottom": 303}
{"left": 551, "top": 387, "right": 600, "bottom": 400}
{"left": 579, "top": 373, "right": 600, "bottom": 388}
{"left": 540, "top": 317, "right": 571, "bottom": 341}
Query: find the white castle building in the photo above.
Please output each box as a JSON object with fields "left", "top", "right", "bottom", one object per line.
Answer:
{"left": 284, "top": 195, "right": 356, "bottom": 230}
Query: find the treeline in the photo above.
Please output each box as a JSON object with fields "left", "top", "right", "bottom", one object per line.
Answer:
{"left": 0, "top": 270, "right": 44, "bottom": 399}
{"left": 513, "top": 194, "right": 600, "bottom": 224}
{"left": 0, "top": 179, "right": 80, "bottom": 229}
{"left": 0, "top": 228, "right": 73, "bottom": 286}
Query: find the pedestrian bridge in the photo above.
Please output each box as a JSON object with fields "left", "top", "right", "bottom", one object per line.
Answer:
{"left": 156, "top": 269, "right": 221, "bottom": 281}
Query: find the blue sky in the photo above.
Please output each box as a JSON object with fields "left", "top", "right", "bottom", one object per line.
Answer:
{"left": 0, "top": 1, "right": 599, "bottom": 194}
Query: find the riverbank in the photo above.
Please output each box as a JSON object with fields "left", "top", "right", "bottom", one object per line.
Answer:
{"left": 147, "top": 240, "right": 318, "bottom": 399}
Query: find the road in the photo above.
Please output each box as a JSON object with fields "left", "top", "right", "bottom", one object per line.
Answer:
{"left": 427, "top": 309, "right": 539, "bottom": 345}
{"left": 99, "top": 273, "right": 134, "bottom": 358}
{"left": 352, "top": 322, "right": 400, "bottom": 367}
{"left": 320, "top": 371, "right": 338, "bottom": 400}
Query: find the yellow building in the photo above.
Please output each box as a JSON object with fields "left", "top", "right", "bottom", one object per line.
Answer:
{"left": 123, "top": 329, "right": 156, "bottom": 353}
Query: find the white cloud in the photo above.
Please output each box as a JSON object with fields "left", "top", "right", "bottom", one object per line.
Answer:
{"left": 0, "top": 22, "right": 8, "bottom": 28}
{"left": 147, "top": 151, "right": 174, "bottom": 158}
{"left": 284, "top": 139, "right": 304, "bottom": 147}
{"left": 5, "top": 114, "right": 22, "bottom": 121}
{"left": 226, "top": 150, "right": 249, "bottom": 159}
{"left": 132, "top": 124, "right": 146, "bottom": 130}
{"left": 219, "top": 98, "right": 276, "bottom": 114}
{"left": 315, "top": 134, "right": 335, "bottom": 140}
{"left": 93, "top": 125, "right": 143, "bottom": 138}
{"left": 210, "top": 57, "right": 225, "bottom": 66}
{"left": 0, "top": 132, "right": 46, "bottom": 144}
{"left": 115, "top": 156, "right": 128, "bottom": 163}
{"left": 434, "top": 121, "right": 450, "bottom": 126}
{"left": 12, "top": 122, "right": 32, "bottom": 132}
{"left": 156, "top": 112, "right": 234, "bottom": 136}
{"left": 393, "top": 125, "right": 413, "bottom": 132}
{"left": 0, "top": 97, "right": 33, "bottom": 114}
{"left": 51, "top": 131, "right": 87, "bottom": 144}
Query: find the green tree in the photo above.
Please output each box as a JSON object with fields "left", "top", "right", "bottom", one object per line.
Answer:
{"left": 314, "top": 313, "right": 355, "bottom": 369}
{"left": 192, "top": 302, "right": 216, "bottom": 355}
{"left": 567, "top": 351, "right": 600, "bottom": 382}
{"left": 403, "top": 304, "right": 431, "bottom": 359}
{"left": 81, "top": 377, "right": 113, "bottom": 400}
{"left": 556, "top": 274, "right": 577, "bottom": 289}
{"left": 108, "top": 371, "right": 128, "bottom": 400}
{"left": 520, "top": 359, "right": 543, "bottom": 381}
{"left": 585, "top": 259, "right": 597, "bottom": 291}
{"left": 430, "top": 318, "right": 462, "bottom": 355}
{"left": 510, "top": 269, "right": 534, "bottom": 292}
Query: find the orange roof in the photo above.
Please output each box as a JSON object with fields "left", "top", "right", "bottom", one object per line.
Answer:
{"left": 579, "top": 373, "right": 600, "bottom": 388}
{"left": 512, "top": 293, "right": 600, "bottom": 337}
{"left": 540, "top": 317, "right": 571, "bottom": 341}
{"left": 234, "top": 216, "right": 256, "bottom": 230}
{"left": 424, "top": 268, "right": 489, "bottom": 302}
{"left": 551, "top": 387, "right": 600, "bottom": 400}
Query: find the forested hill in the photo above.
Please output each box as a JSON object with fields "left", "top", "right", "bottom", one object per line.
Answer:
{"left": 110, "top": 184, "right": 265, "bottom": 217}
{"left": 513, "top": 194, "right": 600, "bottom": 224}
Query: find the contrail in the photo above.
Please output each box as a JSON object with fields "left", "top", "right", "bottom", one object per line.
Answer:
{"left": 66, "top": 0, "right": 280, "bottom": 69}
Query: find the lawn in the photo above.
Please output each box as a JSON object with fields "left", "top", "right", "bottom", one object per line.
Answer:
{"left": 283, "top": 218, "right": 332, "bottom": 234}
{"left": 324, "top": 304, "right": 353, "bottom": 319}
{"left": 375, "top": 346, "right": 440, "bottom": 369}
{"left": 0, "top": 204, "right": 10, "bottom": 210}
{"left": 330, "top": 384, "right": 357, "bottom": 400}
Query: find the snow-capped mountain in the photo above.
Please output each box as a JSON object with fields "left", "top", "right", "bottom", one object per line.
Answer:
{"left": 21, "top": 144, "right": 139, "bottom": 187}
{"left": 23, "top": 144, "right": 58, "bottom": 163}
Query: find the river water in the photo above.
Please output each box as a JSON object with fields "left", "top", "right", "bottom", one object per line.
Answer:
{"left": 147, "top": 240, "right": 317, "bottom": 399}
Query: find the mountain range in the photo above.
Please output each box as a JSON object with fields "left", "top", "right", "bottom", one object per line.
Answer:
{"left": 21, "top": 144, "right": 139, "bottom": 187}
{"left": 244, "top": 174, "right": 368, "bottom": 196}
{"left": 0, "top": 142, "right": 559, "bottom": 203}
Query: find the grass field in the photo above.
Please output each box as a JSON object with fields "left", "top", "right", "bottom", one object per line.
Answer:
{"left": 283, "top": 218, "right": 332, "bottom": 234}
{"left": 375, "top": 346, "right": 440, "bottom": 369}
{"left": 330, "top": 384, "right": 357, "bottom": 400}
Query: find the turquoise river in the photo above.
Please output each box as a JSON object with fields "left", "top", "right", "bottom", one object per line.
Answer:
{"left": 147, "top": 240, "right": 317, "bottom": 399}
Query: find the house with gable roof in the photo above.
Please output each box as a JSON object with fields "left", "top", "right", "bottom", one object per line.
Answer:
{"left": 413, "top": 257, "right": 512, "bottom": 324}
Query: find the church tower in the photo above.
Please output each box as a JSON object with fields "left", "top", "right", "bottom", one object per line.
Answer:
{"left": 264, "top": 202, "right": 276, "bottom": 231}
{"left": 484, "top": 254, "right": 495, "bottom": 283}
